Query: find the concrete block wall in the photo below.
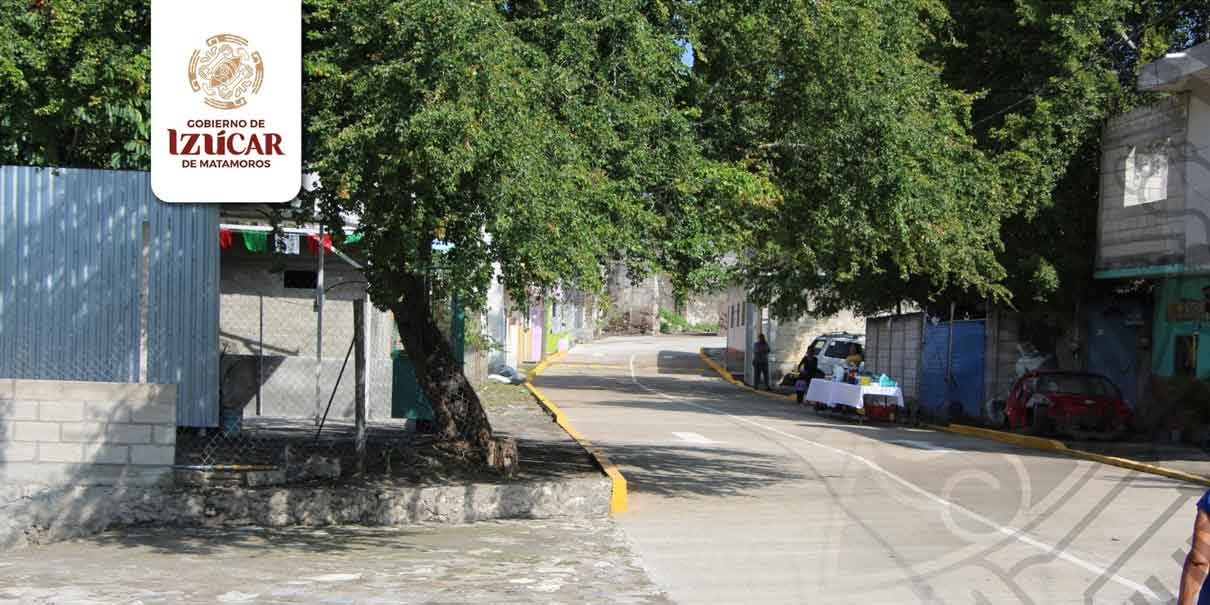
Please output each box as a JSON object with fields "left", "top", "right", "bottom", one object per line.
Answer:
{"left": 1098, "top": 94, "right": 1189, "bottom": 271}
{"left": 0, "top": 379, "right": 177, "bottom": 489}
{"left": 767, "top": 311, "right": 865, "bottom": 382}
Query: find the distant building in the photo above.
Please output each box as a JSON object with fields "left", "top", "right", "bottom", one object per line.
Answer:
{"left": 719, "top": 286, "right": 864, "bottom": 386}
{"left": 1096, "top": 40, "right": 1210, "bottom": 383}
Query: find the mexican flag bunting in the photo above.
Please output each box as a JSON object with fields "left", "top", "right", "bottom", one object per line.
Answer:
{"left": 243, "top": 231, "right": 268, "bottom": 253}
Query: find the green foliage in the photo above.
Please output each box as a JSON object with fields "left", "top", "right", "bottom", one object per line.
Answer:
{"left": 302, "top": 0, "right": 770, "bottom": 316}
{"left": 683, "top": 0, "right": 1210, "bottom": 316}
{"left": 0, "top": 0, "right": 150, "bottom": 169}
{"left": 462, "top": 317, "right": 501, "bottom": 354}
{"left": 687, "top": 0, "right": 1006, "bottom": 317}
{"left": 658, "top": 308, "right": 688, "bottom": 333}
{"left": 658, "top": 307, "right": 718, "bottom": 333}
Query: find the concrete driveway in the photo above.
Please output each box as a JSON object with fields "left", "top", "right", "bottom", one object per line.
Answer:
{"left": 534, "top": 335, "right": 1201, "bottom": 604}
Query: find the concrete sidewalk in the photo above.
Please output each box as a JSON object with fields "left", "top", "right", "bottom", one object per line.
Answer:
{"left": 0, "top": 519, "right": 668, "bottom": 604}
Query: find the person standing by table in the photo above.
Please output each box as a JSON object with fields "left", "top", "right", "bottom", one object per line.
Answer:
{"left": 752, "top": 333, "right": 771, "bottom": 390}
{"left": 1179, "top": 489, "right": 1210, "bottom": 604}
{"left": 795, "top": 348, "right": 819, "bottom": 404}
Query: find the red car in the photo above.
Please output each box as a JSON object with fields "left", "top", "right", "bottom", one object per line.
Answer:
{"left": 1003, "top": 370, "right": 1132, "bottom": 439}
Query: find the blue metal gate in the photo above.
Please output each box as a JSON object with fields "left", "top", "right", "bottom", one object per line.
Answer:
{"left": 920, "top": 320, "right": 986, "bottom": 419}
{"left": 1085, "top": 300, "right": 1143, "bottom": 409}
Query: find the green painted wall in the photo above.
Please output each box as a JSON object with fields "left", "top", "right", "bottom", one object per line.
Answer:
{"left": 390, "top": 296, "right": 466, "bottom": 421}
{"left": 1153, "top": 276, "right": 1210, "bottom": 379}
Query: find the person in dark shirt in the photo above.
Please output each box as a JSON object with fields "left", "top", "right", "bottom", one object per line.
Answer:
{"left": 752, "top": 333, "right": 771, "bottom": 390}
{"left": 795, "top": 348, "right": 819, "bottom": 404}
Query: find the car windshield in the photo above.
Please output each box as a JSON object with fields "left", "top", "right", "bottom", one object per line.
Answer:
{"left": 824, "top": 341, "right": 860, "bottom": 358}
{"left": 1035, "top": 374, "right": 1119, "bottom": 398}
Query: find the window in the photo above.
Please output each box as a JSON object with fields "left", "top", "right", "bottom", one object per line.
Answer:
{"left": 283, "top": 270, "right": 318, "bottom": 289}
{"left": 1036, "top": 374, "right": 1121, "bottom": 398}
{"left": 825, "top": 340, "right": 859, "bottom": 359}
{"left": 1124, "top": 141, "right": 1168, "bottom": 207}
{"left": 809, "top": 339, "right": 827, "bottom": 355}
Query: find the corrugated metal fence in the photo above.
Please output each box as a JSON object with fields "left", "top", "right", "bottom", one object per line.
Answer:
{"left": 0, "top": 165, "right": 219, "bottom": 426}
{"left": 863, "top": 313, "right": 924, "bottom": 401}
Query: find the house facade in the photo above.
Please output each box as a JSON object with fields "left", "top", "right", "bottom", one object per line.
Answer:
{"left": 720, "top": 287, "right": 864, "bottom": 386}
{"left": 1096, "top": 41, "right": 1210, "bottom": 384}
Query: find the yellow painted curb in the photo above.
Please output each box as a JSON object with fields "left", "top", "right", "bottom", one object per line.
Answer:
{"left": 524, "top": 382, "right": 629, "bottom": 513}
{"left": 524, "top": 349, "right": 628, "bottom": 514}
{"left": 1065, "top": 450, "right": 1210, "bottom": 487}
{"left": 527, "top": 349, "right": 568, "bottom": 381}
{"left": 936, "top": 424, "right": 1210, "bottom": 488}
{"left": 697, "top": 349, "right": 796, "bottom": 403}
{"left": 937, "top": 424, "right": 1067, "bottom": 451}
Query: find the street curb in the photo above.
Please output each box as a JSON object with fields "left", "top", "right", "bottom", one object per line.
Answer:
{"left": 527, "top": 349, "right": 568, "bottom": 381}
{"left": 933, "top": 423, "right": 1067, "bottom": 451}
{"left": 934, "top": 424, "right": 1210, "bottom": 488}
{"left": 697, "top": 349, "right": 797, "bottom": 403}
{"left": 698, "top": 349, "right": 1210, "bottom": 488}
{"left": 525, "top": 351, "right": 629, "bottom": 514}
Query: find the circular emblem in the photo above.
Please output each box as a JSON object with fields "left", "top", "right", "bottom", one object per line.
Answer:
{"left": 188, "top": 34, "right": 264, "bottom": 110}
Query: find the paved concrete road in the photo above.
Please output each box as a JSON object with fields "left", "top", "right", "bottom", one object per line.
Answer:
{"left": 0, "top": 519, "right": 668, "bottom": 604}
{"left": 535, "top": 335, "right": 1203, "bottom": 604}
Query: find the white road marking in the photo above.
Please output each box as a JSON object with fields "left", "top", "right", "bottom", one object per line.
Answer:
{"left": 889, "top": 439, "right": 956, "bottom": 453}
{"left": 672, "top": 431, "right": 724, "bottom": 445}
{"left": 798, "top": 421, "right": 881, "bottom": 430}
{"left": 307, "top": 573, "right": 361, "bottom": 582}
{"left": 627, "top": 355, "right": 1159, "bottom": 601}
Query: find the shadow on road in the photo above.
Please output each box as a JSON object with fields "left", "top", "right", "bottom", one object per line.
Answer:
{"left": 599, "top": 443, "right": 805, "bottom": 499}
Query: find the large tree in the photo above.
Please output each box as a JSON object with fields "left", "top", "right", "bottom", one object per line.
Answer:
{"left": 683, "top": 0, "right": 1210, "bottom": 318}
{"left": 685, "top": 0, "right": 1007, "bottom": 317}
{"left": 0, "top": 0, "right": 150, "bottom": 169}
{"left": 303, "top": 0, "right": 769, "bottom": 467}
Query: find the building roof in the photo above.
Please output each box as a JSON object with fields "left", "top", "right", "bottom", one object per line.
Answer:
{"left": 1139, "top": 40, "right": 1210, "bottom": 92}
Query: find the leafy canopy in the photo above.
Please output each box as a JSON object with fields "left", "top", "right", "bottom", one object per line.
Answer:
{"left": 0, "top": 0, "right": 149, "bottom": 169}
{"left": 687, "top": 0, "right": 1006, "bottom": 317}
{"left": 303, "top": 0, "right": 771, "bottom": 311}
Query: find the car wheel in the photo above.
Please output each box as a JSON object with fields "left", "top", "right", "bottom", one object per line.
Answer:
{"left": 1030, "top": 404, "right": 1050, "bottom": 436}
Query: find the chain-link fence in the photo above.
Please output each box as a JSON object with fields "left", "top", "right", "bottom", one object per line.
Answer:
{"left": 189, "top": 241, "right": 490, "bottom": 480}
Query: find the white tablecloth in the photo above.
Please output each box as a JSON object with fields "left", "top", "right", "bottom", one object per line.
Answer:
{"left": 805, "top": 379, "right": 905, "bottom": 410}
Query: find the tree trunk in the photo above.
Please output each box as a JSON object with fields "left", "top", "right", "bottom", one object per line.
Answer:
{"left": 390, "top": 272, "right": 516, "bottom": 474}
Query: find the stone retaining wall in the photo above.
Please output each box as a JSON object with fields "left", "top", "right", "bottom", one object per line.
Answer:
{"left": 1, "top": 476, "right": 611, "bottom": 550}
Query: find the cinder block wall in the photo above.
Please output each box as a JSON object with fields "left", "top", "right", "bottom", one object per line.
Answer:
{"left": 768, "top": 312, "right": 865, "bottom": 382}
{"left": 0, "top": 379, "right": 177, "bottom": 489}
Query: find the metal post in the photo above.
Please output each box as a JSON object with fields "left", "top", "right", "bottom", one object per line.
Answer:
{"left": 314, "top": 227, "right": 326, "bottom": 423}
{"left": 888, "top": 313, "right": 895, "bottom": 381}
{"left": 256, "top": 293, "right": 263, "bottom": 416}
{"left": 354, "top": 297, "right": 367, "bottom": 475}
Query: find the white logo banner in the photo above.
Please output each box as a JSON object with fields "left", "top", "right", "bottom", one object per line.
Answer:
{"left": 151, "top": 0, "right": 301, "bottom": 203}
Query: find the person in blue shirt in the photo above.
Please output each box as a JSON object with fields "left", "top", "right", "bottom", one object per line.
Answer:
{"left": 1179, "top": 490, "right": 1210, "bottom": 605}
